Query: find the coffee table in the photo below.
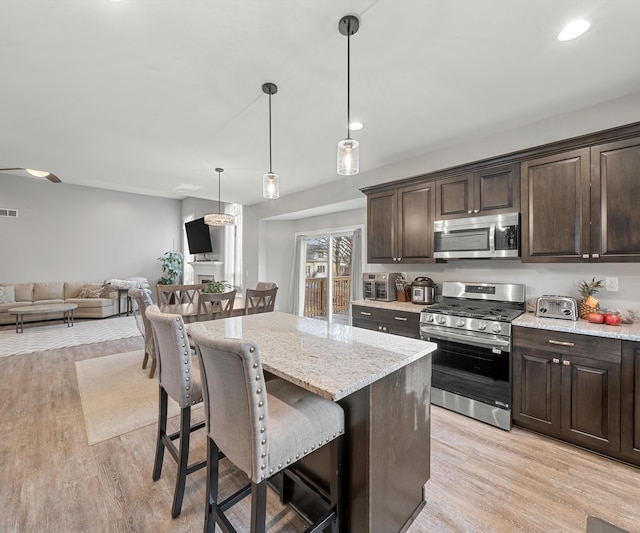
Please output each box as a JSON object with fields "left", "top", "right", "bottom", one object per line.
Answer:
{"left": 8, "top": 303, "right": 79, "bottom": 333}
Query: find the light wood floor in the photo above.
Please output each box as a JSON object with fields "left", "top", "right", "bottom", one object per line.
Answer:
{"left": 1, "top": 336, "right": 639, "bottom": 533}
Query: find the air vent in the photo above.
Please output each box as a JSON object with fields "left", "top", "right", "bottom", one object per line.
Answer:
{"left": 0, "top": 208, "right": 18, "bottom": 217}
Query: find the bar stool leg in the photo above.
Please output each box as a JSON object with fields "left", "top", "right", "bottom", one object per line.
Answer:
{"left": 171, "top": 406, "right": 192, "bottom": 518}
{"left": 250, "top": 480, "right": 268, "bottom": 533}
{"left": 153, "top": 386, "right": 168, "bottom": 482}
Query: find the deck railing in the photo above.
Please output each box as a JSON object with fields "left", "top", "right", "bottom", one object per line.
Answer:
{"left": 304, "top": 276, "right": 351, "bottom": 317}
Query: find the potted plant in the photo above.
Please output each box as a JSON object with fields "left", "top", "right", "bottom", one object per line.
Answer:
{"left": 578, "top": 277, "right": 603, "bottom": 319}
{"left": 157, "top": 251, "right": 184, "bottom": 285}
{"left": 202, "top": 278, "right": 232, "bottom": 294}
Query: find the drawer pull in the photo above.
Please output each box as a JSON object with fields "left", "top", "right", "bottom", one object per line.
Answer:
{"left": 360, "top": 311, "right": 372, "bottom": 316}
{"left": 552, "top": 358, "right": 560, "bottom": 364}
{"left": 394, "top": 316, "right": 408, "bottom": 321}
{"left": 562, "top": 360, "right": 571, "bottom": 366}
{"left": 548, "top": 340, "right": 575, "bottom": 347}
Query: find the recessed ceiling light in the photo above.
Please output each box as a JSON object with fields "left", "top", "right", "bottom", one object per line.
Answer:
{"left": 349, "top": 121, "right": 364, "bottom": 131}
{"left": 558, "top": 20, "right": 591, "bottom": 41}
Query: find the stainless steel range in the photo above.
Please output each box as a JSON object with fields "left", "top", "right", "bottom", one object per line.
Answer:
{"left": 420, "top": 281, "right": 526, "bottom": 431}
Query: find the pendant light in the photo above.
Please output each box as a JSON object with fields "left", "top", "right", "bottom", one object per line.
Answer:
{"left": 262, "top": 82, "right": 279, "bottom": 199}
{"left": 204, "top": 168, "right": 234, "bottom": 226}
{"left": 337, "top": 15, "right": 360, "bottom": 176}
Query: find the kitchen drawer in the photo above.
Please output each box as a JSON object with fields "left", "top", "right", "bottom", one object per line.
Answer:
{"left": 352, "top": 305, "right": 420, "bottom": 339}
{"left": 513, "top": 326, "right": 621, "bottom": 363}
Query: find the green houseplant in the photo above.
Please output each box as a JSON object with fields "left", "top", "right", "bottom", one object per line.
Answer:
{"left": 157, "top": 251, "right": 184, "bottom": 285}
{"left": 202, "top": 278, "right": 232, "bottom": 294}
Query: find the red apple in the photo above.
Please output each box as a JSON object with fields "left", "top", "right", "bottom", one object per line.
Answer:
{"left": 604, "top": 313, "right": 622, "bottom": 326}
{"left": 586, "top": 312, "right": 604, "bottom": 324}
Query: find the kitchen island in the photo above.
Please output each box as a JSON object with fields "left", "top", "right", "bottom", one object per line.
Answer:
{"left": 189, "top": 311, "right": 436, "bottom": 532}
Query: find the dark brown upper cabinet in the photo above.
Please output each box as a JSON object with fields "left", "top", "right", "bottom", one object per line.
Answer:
{"left": 435, "top": 163, "right": 520, "bottom": 220}
{"left": 591, "top": 137, "right": 640, "bottom": 261}
{"left": 367, "top": 181, "right": 435, "bottom": 264}
{"left": 521, "top": 148, "right": 591, "bottom": 262}
{"left": 522, "top": 136, "right": 640, "bottom": 263}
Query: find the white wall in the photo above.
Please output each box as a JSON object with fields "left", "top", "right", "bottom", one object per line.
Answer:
{"left": 245, "top": 92, "right": 640, "bottom": 314}
{"left": 1, "top": 176, "right": 182, "bottom": 286}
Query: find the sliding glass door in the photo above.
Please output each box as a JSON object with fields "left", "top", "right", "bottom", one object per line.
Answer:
{"left": 303, "top": 232, "right": 353, "bottom": 324}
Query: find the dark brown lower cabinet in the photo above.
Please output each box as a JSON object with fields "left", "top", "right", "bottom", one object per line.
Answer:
{"left": 512, "top": 327, "right": 621, "bottom": 458}
{"left": 621, "top": 341, "right": 640, "bottom": 464}
{"left": 351, "top": 304, "right": 420, "bottom": 338}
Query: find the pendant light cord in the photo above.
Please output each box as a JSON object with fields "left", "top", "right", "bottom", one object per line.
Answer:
{"left": 346, "top": 19, "right": 351, "bottom": 140}
{"left": 217, "top": 169, "right": 222, "bottom": 214}
{"left": 268, "top": 91, "right": 273, "bottom": 173}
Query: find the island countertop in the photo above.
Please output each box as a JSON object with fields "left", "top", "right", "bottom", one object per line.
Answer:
{"left": 189, "top": 311, "right": 436, "bottom": 401}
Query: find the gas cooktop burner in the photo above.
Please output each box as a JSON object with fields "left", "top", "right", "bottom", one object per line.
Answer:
{"left": 426, "top": 304, "right": 524, "bottom": 322}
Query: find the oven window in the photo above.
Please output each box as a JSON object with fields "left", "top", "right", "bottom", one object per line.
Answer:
{"left": 435, "top": 228, "right": 490, "bottom": 252}
{"left": 431, "top": 337, "right": 510, "bottom": 407}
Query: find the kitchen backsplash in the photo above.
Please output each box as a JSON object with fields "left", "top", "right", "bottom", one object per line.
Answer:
{"left": 366, "top": 260, "right": 640, "bottom": 314}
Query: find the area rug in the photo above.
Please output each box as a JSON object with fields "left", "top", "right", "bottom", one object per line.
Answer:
{"left": 0, "top": 316, "right": 141, "bottom": 357}
{"left": 75, "top": 350, "right": 202, "bottom": 445}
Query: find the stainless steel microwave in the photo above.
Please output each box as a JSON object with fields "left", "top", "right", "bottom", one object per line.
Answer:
{"left": 433, "top": 212, "right": 520, "bottom": 259}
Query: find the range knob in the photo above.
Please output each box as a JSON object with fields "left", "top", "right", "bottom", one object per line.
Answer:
{"left": 538, "top": 306, "right": 547, "bottom": 314}
{"left": 424, "top": 314, "right": 434, "bottom": 323}
{"left": 456, "top": 318, "right": 466, "bottom": 327}
{"left": 477, "top": 321, "right": 487, "bottom": 331}
{"left": 491, "top": 323, "right": 503, "bottom": 333}
{"left": 436, "top": 315, "right": 446, "bottom": 325}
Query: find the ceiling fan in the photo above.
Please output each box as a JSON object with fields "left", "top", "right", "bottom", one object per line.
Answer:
{"left": 0, "top": 167, "right": 62, "bottom": 183}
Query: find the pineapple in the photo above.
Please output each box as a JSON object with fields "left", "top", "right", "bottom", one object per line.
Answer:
{"left": 578, "top": 277, "right": 603, "bottom": 318}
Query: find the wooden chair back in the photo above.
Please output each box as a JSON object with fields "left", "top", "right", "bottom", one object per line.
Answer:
{"left": 255, "top": 281, "right": 278, "bottom": 290}
{"left": 197, "top": 290, "right": 237, "bottom": 321}
{"left": 244, "top": 287, "right": 278, "bottom": 315}
{"left": 156, "top": 283, "right": 205, "bottom": 322}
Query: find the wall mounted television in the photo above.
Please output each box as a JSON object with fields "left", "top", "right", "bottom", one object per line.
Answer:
{"left": 185, "top": 217, "right": 213, "bottom": 254}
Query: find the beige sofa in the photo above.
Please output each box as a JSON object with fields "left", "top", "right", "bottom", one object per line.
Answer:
{"left": 0, "top": 281, "right": 119, "bottom": 325}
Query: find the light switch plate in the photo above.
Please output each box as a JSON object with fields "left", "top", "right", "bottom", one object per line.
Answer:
{"left": 605, "top": 277, "right": 619, "bottom": 292}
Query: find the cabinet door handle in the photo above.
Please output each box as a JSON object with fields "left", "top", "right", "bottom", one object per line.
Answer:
{"left": 473, "top": 209, "right": 479, "bottom": 213}
{"left": 552, "top": 358, "right": 560, "bottom": 364}
{"left": 394, "top": 316, "right": 408, "bottom": 321}
{"left": 592, "top": 253, "right": 600, "bottom": 259}
{"left": 359, "top": 311, "right": 372, "bottom": 316}
{"left": 468, "top": 210, "right": 473, "bottom": 214}
{"left": 582, "top": 254, "right": 589, "bottom": 259}
{"left": 548, "top": 340, "right": 575, "bottom": 347}
{"left": 562, "top": 360, "right": 571, "bottom": 366}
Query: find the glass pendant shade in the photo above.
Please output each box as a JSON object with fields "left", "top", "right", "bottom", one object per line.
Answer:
{"left": 263, "top": 172, "right": 280, "bottom": 199}
{"left": 337, "top": 138, "right": 359, "bottom": 176}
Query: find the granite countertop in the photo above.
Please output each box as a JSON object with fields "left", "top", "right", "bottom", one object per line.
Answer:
{"left": 514, "top": 312, "right": 640, "bottom": 342}
{"left": 350, "top": 299, "right": 427, "bottom": 314}
{"left": 189, "top": 311, "right": 436, "bottom": 402}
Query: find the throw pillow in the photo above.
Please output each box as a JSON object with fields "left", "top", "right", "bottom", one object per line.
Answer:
{"left": 79, "top": 286, "right": 102, "bottom": 298}
{"left": 0, "top": 285, "right": 16, "bottom": 303}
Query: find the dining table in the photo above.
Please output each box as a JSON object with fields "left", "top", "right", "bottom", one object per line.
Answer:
{"left": 188, "top": 311, "right": 436, "bottom": 533}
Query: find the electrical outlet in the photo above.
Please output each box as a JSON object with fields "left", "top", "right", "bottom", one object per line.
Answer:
{"left": 605, "top": 277, "right": 619, "bottom": 292}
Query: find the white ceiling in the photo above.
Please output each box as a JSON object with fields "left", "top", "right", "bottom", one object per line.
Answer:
{"left": 2, "top": 0, "right": 640, "bottom": 207}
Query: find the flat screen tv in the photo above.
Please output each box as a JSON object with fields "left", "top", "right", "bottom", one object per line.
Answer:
{"left": 185, "top": 217, "right": 213, "bottom": 254}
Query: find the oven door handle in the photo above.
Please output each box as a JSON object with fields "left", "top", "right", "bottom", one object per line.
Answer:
{"left": 421, "top": 328, "right": 510, "bottom": 352}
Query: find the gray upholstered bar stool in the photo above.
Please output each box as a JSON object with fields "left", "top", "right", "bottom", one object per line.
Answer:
{"left": 128, "top": 288, "right": 157, "bottom": 378}
{"left": 145, "top": 304, "right": 207, "bottom": 518}
{"left": 189, "top": 331, "right": 345, "bottom": 533}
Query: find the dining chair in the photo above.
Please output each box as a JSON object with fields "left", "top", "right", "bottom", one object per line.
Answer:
{"left": 197, "top": 289, "right": 237, "bottom": 321}
{"left": 189, "top": 330, "right": 344, "bottom": 533}
{"left": 145, "top": 304, "right": 207, "bottom": 518}
{"left": 244, "top": 287, "right": 278, "bottom": 315}
{"left": 156, "top": 283, "right": 206, "bottom": 323}
{"left": 255, "top": 281, "right": 278, "bottom": 290}
{"left": 128, "top": 288, "right": 157, "bottom": 378}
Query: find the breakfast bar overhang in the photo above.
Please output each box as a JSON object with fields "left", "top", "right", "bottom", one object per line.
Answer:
{"left": 190, "top": 312, "right": 436, "bottom": 532}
